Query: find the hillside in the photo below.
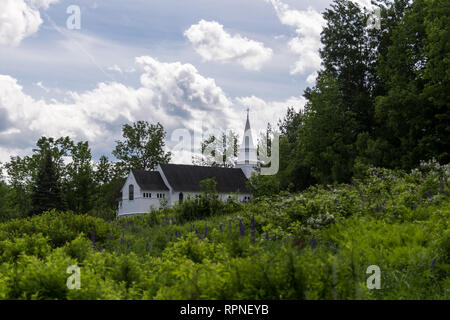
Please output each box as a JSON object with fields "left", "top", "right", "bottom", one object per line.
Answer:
{"left": 0, "top": 162, "right": 448, "bottom": 300}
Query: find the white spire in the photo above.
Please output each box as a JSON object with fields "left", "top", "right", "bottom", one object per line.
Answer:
{"left": 236, "top": 108, "right": 258, "bottom": 172}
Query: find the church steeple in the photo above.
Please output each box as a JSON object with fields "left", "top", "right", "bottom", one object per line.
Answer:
{"left": 236, "top": 108, "right": 258, "bottom": 178}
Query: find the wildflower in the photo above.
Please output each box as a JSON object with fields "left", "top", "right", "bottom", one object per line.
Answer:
{"left": 98, "top": 245, "right": 103, "bottom": 252}
{"left": 414, "top": 203, "right": 418, "bottom": 211}
{"left": 311, "top": 235, "right": 317, "bottom": 249}
{"left": 250, "top": 216, "right": 256, "bottom": 242}
{"left": 121, "top": 233, "right": 125, "bottom": 245}
{"left": 440, "top": 180, "right": 445, "bottom": 194}
{"left": 430, "top": 258, "right": 436, "bottom": 269}
{"left": 108, "top": 232, "right": 114, "bottom": 241}
{"left": 145, "top": 244, "right": 149, "bottom": 252}
{"left": 239, "top": 220, "right": 245, "bottom": 237}
{"left": 169, "top": 235, "right": 172, "bottom": 242}
{"left": 426, "top": 190, "right": 432, "bottom": 200}
{"left": 90, "top": 231, "right": 96, "bottom": 249}
{"left": 265, "top": 231, "right": 269, "bottom": 241}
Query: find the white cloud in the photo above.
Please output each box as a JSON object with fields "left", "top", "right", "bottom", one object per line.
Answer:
{"left": 184, "top": 20, "right": 273, "bottom": 71}
{"left": 0, "top": 0, "right": 58, "bottom": 46}
{"left": 268, "top": 0, "right": 326, "bottom": 79}
{"left": 0, "top": 55, "right": 305, "bottom": 164}
{"left": 234, "top": 95, "right": 306, "bottom": 136}
{"left": 0, "top": 56, "right": 236, "bottom": 162}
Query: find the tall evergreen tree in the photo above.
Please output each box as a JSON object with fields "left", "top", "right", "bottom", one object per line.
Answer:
{"left": 31, "top": 151, "right": 65, "bottom": 215}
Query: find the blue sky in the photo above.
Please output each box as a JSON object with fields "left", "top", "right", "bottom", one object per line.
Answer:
{"left": 0, "top": 0, "right": 370, "bottom": 165}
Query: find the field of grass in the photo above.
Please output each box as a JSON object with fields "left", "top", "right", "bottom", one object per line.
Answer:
{"left": 0, "top": 164, "right": 448, "bottom": 299}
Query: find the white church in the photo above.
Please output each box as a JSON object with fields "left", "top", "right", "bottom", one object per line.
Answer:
{"left": 117, "top": 111, "right": 259, "bottom": 217}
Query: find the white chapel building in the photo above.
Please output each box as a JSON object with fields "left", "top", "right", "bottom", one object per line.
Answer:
{"left": 117, "top": 111, "right": 258, "bottom": 217}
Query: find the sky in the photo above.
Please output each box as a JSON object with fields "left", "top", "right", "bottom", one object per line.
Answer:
{"left": 0, "top": 0, "right": 373, "bottom": 165}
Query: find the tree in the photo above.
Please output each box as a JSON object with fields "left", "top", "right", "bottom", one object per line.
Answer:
{"left": 113, "top": 121, "right": 172, "bottom": 170}
{"left": 192, "top": 130, "right": 239, "bottom": 167}
{"left": 64, "top": 141, "right": 95, "bottom": 213}
{"left": 31, "top": 151, "right": 65, "bottom": 215}
{"left": 374, "top": 0, "right": 450, "bottom": 169}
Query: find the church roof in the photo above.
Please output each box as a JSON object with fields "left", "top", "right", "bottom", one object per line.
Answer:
{"left": 131, "top": 170, "right": 169, "bottom": 191}
{"left": 159, "top": 163, "right": 250, "bottom": 193}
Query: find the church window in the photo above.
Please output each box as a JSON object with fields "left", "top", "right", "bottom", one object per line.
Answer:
{"left": 179, "top": 192, "right": 184, "bottom": 204}
{"left": 129, "top": 184, "right": 134, "bottom": 200}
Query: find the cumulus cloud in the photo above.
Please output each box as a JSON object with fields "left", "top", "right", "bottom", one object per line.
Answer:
{"left": 0, "top": 0, "right": 58, "bottom": 46}
{"left": 268, "top": 0, "right": 325, "bottom": 79}
{"left": 0, "top": 57, "right": 238, "bottom": 162}
{"left": 184, "top": 20, "right": 273, "bottom": 71}
{"left": 0, "top": 55, "right": 305, "bottom": 163}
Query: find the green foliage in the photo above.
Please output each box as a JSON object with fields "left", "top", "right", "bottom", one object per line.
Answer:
{"left": 174, "top": 178, "right": 229, "bottom": 223}
{"left": 113, "top": 121, "right": 171, "bottom": 171}
{"left": 31, "top": 151, "right": 65, "bottom": 215}
{"left": 0, "top": 163, "right": 448, "bottom": 299}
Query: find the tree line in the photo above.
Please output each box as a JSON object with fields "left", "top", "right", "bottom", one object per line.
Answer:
{"left": 250, "top": 0, "right": 449, "bottom": 194}
{"left": 0, "top": 121, "right": 171, "bottom": 220}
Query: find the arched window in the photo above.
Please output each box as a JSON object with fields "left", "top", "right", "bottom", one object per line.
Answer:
{"left": 129, "top": 184, "right": 134, "bottom": 200}
{"left": 179, "top": 192, "right": 184, "bottom": 204}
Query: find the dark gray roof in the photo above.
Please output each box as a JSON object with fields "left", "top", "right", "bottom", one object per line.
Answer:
{"left": 159, "top": 163, "right": 250, "bottom": 193}
{"left": 131, "top": 170, "right": 169, "bottom": 191}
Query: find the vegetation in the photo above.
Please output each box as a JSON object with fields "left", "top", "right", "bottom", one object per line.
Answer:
{"left": 0, "top": 162, "right": 448, "bottom": 299}
{"left": 0, "top": 0, "right": 448, "bottom": 300}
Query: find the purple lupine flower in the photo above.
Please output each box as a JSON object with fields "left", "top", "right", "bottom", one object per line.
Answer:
{"left": 430, "top": 258, "right": 436, "bottom": 269}
{"left": 440, "top": 180, "right": 445, "bottom": 194}
{"left": 108, "top": 232, "right": 114, "bottom": 241}
{"left": 311, "top": 235, "right": 317, "bottom": 249}
{"left": 169, "top": 235, "right": 173, "bottom": 242}
{"left": 98, "top": 245, "right": 103, "bottom": 252}
{"left": 265, "top": 231, "right": 269, "bottom": 241}
{"left": 426, "top": 190, "right": 432, "bottom": 200}
{"left": 145, "top": 243, "right": 150, "bottom": 252}
{"left": 190, "top": 224, "right": 193, "bottom": 233}
{"left": 90, "top": 231, "right": 96, "bottom": 249}
{"left": 239, "top": 220, "right": 245, "bottom": 237}
{"left": 259, "top": 212, "right": 263, "bottom": 216}
{"left": 414, "top": 203, "right": 418, "bottom": 211}
{"left": 121, "top": 233, "right": 125, "bottom": 245}
{"left": 204, "top": 225, "right": 208, "bottom": 239}
{"left": 250, "top": 216, "right": 256, "bottom": 242}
